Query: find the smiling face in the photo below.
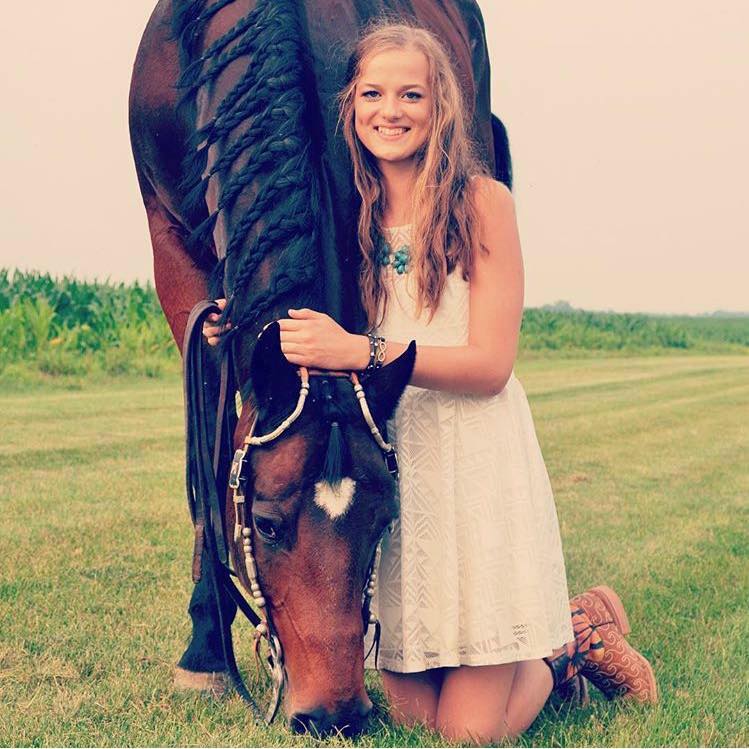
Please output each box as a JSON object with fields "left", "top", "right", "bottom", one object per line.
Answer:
{"left": 354, "top": 46, "right": 432, "bottom": 167}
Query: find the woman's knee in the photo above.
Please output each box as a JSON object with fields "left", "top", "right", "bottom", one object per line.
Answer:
{"left": 388, "top": 701, "right": 438, "bottom": 732}
{"left": 435, "top": 663, "right": 518, "bottom": 744}
{"left": 381, "top": 668, "right": 442, "bottom": 731}
{"left": 435, "top": 712, "right": 515, "bottom": 745}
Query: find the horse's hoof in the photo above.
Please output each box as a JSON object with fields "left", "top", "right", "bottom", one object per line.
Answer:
{"left": 173, "top": 665, "right": 230, "bottom": 698}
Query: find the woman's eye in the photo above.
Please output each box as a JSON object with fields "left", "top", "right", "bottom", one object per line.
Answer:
{"left": 253, "top": 515, "right": 280, "bottom": 544}
{"left": 361, "top": 90, "right": 380, "bottom": 99}
{"left": 403, "top": 91, "right": 422, "bottom": 101}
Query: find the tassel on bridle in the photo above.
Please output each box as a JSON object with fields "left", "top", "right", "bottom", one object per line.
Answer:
{"left": 320, "top": 378, "right": 346, "bottom": 487}
{"left": 364, "top": 618, "right": 382, "bottom": 670}
{"left": 322, "top": 421, "right": 344, "bottom": 486}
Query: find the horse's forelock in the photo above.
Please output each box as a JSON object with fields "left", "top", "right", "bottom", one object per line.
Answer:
{"left": 253, "top": 377, "right": 376, "bottom": 503}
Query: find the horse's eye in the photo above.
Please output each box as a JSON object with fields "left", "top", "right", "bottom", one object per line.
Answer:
{"left": 253, "top": 515, "right": 280, "bottom": 544}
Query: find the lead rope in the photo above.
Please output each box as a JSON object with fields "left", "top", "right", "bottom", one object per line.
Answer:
{"left": 182, "top": 300, "right": 264, "bottom": 720}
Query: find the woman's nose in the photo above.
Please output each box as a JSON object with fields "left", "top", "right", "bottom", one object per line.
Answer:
{"left": 381, "top": 95, "right": 403, "bottom": 120}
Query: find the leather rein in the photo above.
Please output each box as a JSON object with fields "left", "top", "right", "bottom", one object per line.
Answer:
{"left": 183, "top": 301, "right": 398, "bottom": 723}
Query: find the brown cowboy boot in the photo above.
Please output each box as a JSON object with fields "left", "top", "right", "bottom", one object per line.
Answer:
{"left": 545, "top": 585, "right": 658, "bottom": 704}
{"left": 544, "top": 601, "right": 604, "bottom": 707}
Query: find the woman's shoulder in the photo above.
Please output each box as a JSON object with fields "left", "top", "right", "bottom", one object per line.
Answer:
{"left": 470, "top": 175, "right": 515, "bottom": 218}
{"left": 467, "top": 175, "right": 517, "bottom": 256}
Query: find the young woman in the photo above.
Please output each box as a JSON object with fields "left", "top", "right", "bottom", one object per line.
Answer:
{"left": 205, "top": 22, "right": 656, "bottom": 744}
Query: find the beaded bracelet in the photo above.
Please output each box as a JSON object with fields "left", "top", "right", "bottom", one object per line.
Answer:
{"left": 366, "top": 332, "right": 387, "bottom": 371}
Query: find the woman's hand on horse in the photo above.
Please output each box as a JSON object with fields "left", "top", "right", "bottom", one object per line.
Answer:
{"left": 202, "top": 298, "right": 231, "bottom": 346}
{"left": 279, "top": 309, "right": 369, "bottom": 371}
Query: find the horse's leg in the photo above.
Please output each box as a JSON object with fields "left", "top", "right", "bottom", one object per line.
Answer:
{"left": 142, "top": 197, "right": 237, "bottom": 689}
{"left": 176, "top": 397, "right": 257, "bottom": 695}
{"left": 174, "top": 546, "right": 237, "bottom": 694}
{"left": 144, "top": 200, "right": 216, "bottom": 349}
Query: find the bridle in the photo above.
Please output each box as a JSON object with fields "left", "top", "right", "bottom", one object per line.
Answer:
{"left": 183, "top": 301, "right": 398, "bottom": 724}
{"left": 228, "top": 366, "right": 398, "bottom": 722}
{"left": 229, "top": 365, "right": 397, "bottom": 721}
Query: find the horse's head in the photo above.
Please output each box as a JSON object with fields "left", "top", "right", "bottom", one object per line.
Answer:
{"left": 232, "top": 322, "right": 415, "bottom": 734}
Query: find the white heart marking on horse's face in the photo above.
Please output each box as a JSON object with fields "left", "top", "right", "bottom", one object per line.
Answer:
{"left": 313, "top": 478, "right": 357, "bottom": 519}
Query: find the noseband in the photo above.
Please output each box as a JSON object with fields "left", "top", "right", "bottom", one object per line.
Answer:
{"left": 183, "top": 302, "right": 398, "bottom": 724}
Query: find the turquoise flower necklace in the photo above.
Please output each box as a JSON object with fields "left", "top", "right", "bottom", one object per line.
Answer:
{"left": 377, "top": 236, "right": 411, "bottom": 275}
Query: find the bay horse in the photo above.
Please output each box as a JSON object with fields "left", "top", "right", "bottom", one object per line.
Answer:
{"left": 129, "top": 0, "right": 512, "bottom": 735}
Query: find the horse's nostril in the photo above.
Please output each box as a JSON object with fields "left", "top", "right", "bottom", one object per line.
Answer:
{"left": 290, "top": 702, "right": 371, "bottom": 737}
{"left": 359, "top": 696, "right": 374, "bottom": 717}
{"left": 290, "top": 708, "right": 327, "bottom": 736}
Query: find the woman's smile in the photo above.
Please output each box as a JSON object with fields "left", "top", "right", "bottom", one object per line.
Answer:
{"left": 354, "top": 47, "right": 431, "bottom": 165}
{"left": 375, "top": 125, "right": 411, "bottom": 139}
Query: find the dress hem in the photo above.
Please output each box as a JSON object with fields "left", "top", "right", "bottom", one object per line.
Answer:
{"left": 366, "top": 635, "right": 572, "bottom": 674}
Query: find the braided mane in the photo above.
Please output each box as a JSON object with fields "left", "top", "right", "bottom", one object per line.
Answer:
{"left": 173, "top": 0, "right": 325, "bottom": 334}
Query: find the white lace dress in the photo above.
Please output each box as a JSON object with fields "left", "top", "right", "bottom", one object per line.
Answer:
{"left": 365, "top": 224, "right": 573, "bottom": 673}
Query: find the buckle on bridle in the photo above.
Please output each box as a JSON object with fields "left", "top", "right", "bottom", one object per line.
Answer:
{"left": 384, "top": 448, "right": 399, "bottom": 477}
{"left": 228, "top": 447, "right": 247, "bottom": 490}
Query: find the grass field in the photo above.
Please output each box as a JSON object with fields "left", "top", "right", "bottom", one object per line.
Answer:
{"left": 1, "top": 355, "right": 747, "bottom": 747}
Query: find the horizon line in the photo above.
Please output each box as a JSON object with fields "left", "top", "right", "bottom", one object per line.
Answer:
{"left": 1, "top": 266, "right": 746, "bottom": 319}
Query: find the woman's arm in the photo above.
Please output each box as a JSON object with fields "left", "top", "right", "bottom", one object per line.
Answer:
{"left": 279, "top": 178, "right": 524, "bottom": 397}
{"left": 374, "top": 178, "right": 523, "bottom": 395}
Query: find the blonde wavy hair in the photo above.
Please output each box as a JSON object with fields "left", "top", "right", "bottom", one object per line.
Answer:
{"left": 338, "top": 22, "right": 489, "bottom": 327}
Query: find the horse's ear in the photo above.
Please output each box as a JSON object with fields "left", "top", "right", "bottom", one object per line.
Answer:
{"left": 362, "top": 340, "right": 417, "bottom": 424}
{"left": 250, "top": 321, "right": 299, "bottom": 409}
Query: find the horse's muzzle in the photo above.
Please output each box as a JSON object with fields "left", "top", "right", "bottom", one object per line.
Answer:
{"left": 289, "top": 697, "right": 373, "bottom": 737}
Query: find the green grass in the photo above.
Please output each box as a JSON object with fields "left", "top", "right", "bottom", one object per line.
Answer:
{"left": 1, "top": 356, "right": 748, "bottom": 746}
{"left": 519, "top": 308, "right": 749, "bottom": 354}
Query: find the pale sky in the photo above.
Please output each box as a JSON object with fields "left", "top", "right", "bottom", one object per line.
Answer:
{"left": 0, "top": 1, "right": 746, "bottom": 314}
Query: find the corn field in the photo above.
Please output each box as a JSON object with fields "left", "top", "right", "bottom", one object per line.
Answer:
{"left": 0, "top": 269, "right": 176, "bottom": 380}
{"left": 1, "top": 270, "right": 747, "bottom": 384}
